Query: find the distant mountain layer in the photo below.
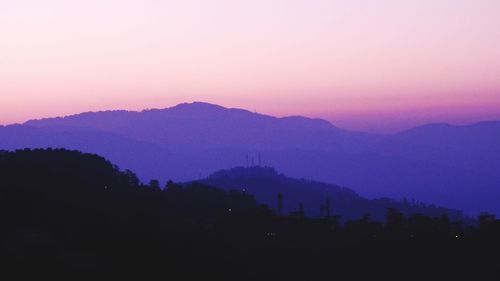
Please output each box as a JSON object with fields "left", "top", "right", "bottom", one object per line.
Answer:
{"left": 196, "top": 166, "right": 464, "bottom": 222}
{"left": 1, "top": 102, "right": 499, "bottom": 215}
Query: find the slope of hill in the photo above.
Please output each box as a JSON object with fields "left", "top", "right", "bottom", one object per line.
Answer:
{"left": 3, "top": 149, "right": 500, "bottom": 278}
{"left": 24, "top": 102, "right": 371, "bottom": 152}
{"left": 0, "top": 149, "right": 270, "bottom": 276}
{"left": 0, "top": 102, "right": 499, "bottom": 215}
{"left": 372, "top": 121, "right": 500, "bottom": 175}
{"left": 196, "top": 166, "right": 464, "bottom": 222}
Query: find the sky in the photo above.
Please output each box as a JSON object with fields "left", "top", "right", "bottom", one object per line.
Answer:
{"left": 1, "top": 0, "right": 500, "bottom": 132}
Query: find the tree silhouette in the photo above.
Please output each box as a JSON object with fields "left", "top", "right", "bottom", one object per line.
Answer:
{"left": 1, "top": 148, "right": 499, "bottom": 279}
{"left": 277, "top": 192, "right": 283, "bottom": 216}
{"left": 325, "top": 198, "right": 331, "bottom": 218}
{"left": 299, "top": 202, "right": 304, "bottom": 216}
{"left": 149, "top": 179, "right": 161, "bottom": 191}
{"left": 320, "top": 203, "right": 325, "bottom": 217}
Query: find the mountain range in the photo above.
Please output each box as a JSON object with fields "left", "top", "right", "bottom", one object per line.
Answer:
{"left": 1, "top": 102, "right": 499, "bottom": 215}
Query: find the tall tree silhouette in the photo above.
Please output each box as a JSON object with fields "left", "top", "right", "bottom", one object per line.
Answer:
{"left": 325, "top": 198, "right": 331, "bottom": 218}
{"left": 293, "top": 202, "right": 305, "bottom": 218}
{"left": 149, "top": 179, "right": 161, "bottom": 191}
{"left": 277, "top": 192, "right": 283, "bottom": 216}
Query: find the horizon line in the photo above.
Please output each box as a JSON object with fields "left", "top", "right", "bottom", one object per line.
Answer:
{"left": 2, "top": 101, "right": 499, "bottom": 134}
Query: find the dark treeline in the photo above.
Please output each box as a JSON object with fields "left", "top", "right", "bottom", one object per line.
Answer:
{"left": 1, "top": 149, "right": 499, "bottom": 279}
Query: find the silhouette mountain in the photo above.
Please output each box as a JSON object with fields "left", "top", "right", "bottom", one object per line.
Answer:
{"left": 4, "top": 148, "right": 500, "bottom": 278}
{"left": 1, "top": 101, "right": 499, "bottom": 215}
{"left": 196, "top": 166, "right": 464, "bottom": 222}
{"left": 24, "top": 102, "right": 359, "bottom": 152}
{"left": 371, "top": 121, "right": 500, "bottom": 175}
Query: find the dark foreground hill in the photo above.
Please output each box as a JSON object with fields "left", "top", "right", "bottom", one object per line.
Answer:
{"left": 198, "top": 166, "right": 464, "bottom": 222}
{"left": 1, "top": 149, "right": 500, "bottom": 279}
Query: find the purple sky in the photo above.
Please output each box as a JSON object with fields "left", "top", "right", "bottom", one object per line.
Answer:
{"left": 1, "top": 0, "right": 500, "bottom": 132}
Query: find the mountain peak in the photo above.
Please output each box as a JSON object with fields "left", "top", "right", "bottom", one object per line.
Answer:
{"left": 208, "top": 166, "right": 280, "bottom": 180}
{"left": 167, "top": 102, "right": 227, "bottom": 112}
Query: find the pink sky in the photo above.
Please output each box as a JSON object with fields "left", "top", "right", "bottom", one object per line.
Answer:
{"left": 1, "top": 0, "right": 500, "bottom": 132}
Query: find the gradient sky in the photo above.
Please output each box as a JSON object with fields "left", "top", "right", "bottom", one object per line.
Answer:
{"left": 1, "top": 0, "right": 500, "bottom": 132}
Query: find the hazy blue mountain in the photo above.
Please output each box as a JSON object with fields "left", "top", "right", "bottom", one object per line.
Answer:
{"left": 24, "top": 102, "right": 376, "bottom": 152}
{"left": 1, "top": 102, "right": 499, "bottom": 215}
{"left": 0, "top": 124, "right": 177, "bottom": 181}
{"left": 196, "top": 166, "right": 464, "bottom": 222}
{"left": 371, "top": 121, "right": 500, "bottom": 176}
